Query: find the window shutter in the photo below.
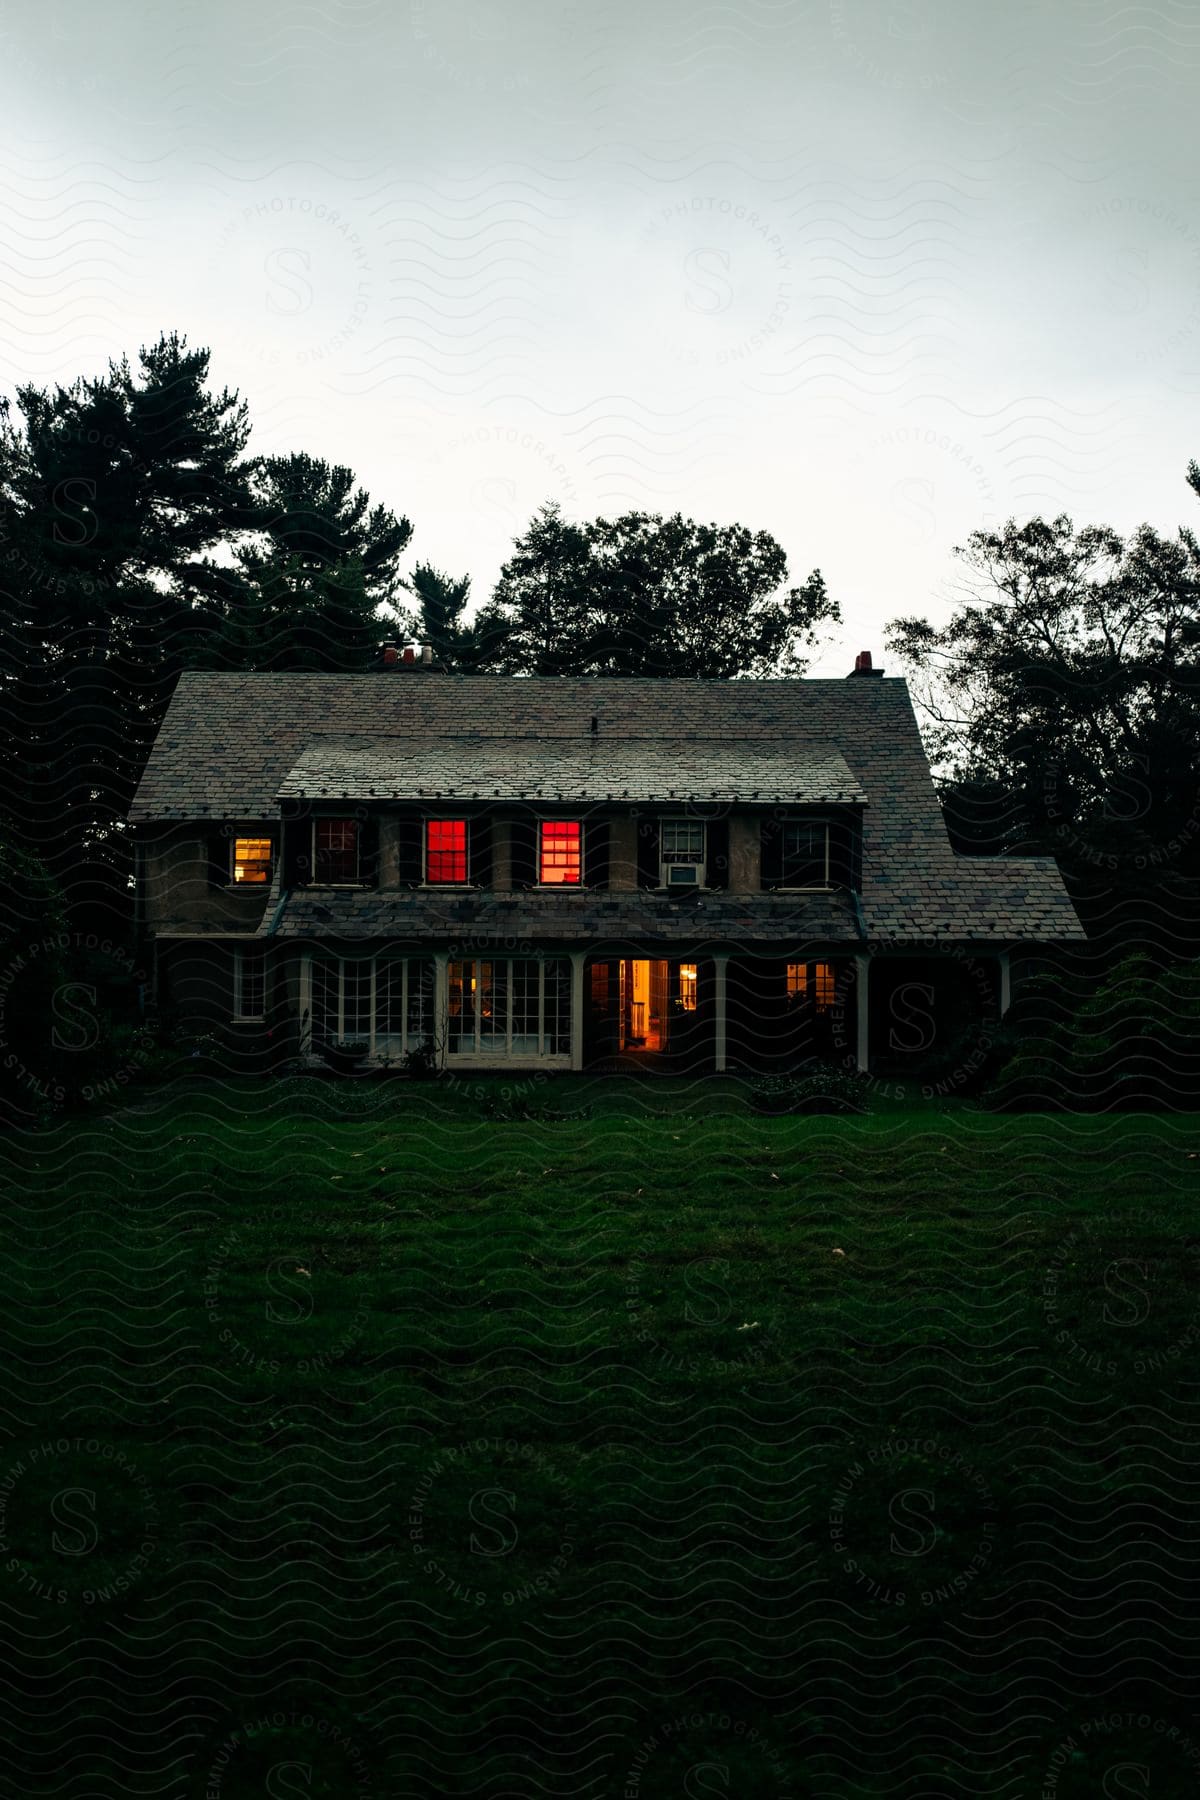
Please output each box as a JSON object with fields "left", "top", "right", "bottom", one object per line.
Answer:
{"left": 583, "top": 819, "right": 609, "bottom": 888}
{"left": 636, "top": 816, "right": 661, "bottom": 889}
{"left": 760, "top": 817, "right": 783, "bottom": 889}
{"left": 706, "top": 817, "right": 729, "bottom": 889}
{"left": 207, "top": 829, "right": 231, "bottom": 887}
{"left": 470, "top": 814, "right": 493, "bottom": 886}
{"left": 358, "top": 814, "right": 380, "bottom": 888}
{"left": 281, "top": 812, "right": 312, "bottom": 887}
{"left": 510, "top": 814, "right": 537, "bottom": 887}
{"left": 829, "top": 812, "right": 862, "bottom": 890}
{"left": 397, "top": 815, "right": 422, "bottom": 886}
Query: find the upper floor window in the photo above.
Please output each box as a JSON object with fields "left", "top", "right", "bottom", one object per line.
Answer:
{"left": 779, "top": 821, "right": 829, "bottom": 888}
{"left": 660, "top": 819, "right": 705, "bottom": 888}
{"left": 426, "top": 819, "right": 468, "bottom": 884}
{"left": 539, "top": 820, "right": 582, "bottom": 885}
{"left": 314, "top": 819, "right": 359, "bottom": 884}
{"left": 232, "top": 837, "right": 272, "bottom": 885}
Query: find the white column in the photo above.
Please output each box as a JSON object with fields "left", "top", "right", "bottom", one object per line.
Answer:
{"left": 998, "top": 951, "right": 1012, "bottom": 1017}
{"left": 713, "top": 953, "right": 729, "bottom": 1073}
{"left": 570, "top": 950, "right": 585, "bottom": 1071}
{"left": 434, "top": 952, "right": 449, "bottom": 1071}
{"left": 855, "top": 953, "right": 870, "bottom": 1073}
{"left": 298, "top": 952, "right": 312, "bottom": 1058}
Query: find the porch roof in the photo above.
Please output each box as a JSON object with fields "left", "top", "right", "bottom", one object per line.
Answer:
{"left": 275, "top": 736, "right": 867, "bottom": 807}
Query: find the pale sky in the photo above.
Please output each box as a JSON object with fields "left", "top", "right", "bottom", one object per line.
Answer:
{"left": 2, "top": 0, "right": 1198, "bottom": 673}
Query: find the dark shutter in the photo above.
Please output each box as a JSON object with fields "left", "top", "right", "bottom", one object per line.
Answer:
{"left": 207, "top": 829, "right": 231, "bottom": 888}
{"left": 760, "top": 816, "right": 783, "bottom": 889}
{"left": 829, "top": 811, "right": 862, "bottom": 890}
{"left": 397, "top": 815, "right": 422, "bottom": 886}
{"left": 706, "top": 817, "right": 729, "bottom": 889}
{"left": 358, "top": 814, "right": 380, "bottom": 888}
{"left": 510, "top": 814, "right": 537, "bottom": 887}
{"left": 636, "top": 815, "right": 660, "bottom": 889}
{"left": 583, "top": 819, "right": 609, "bottom": 889}
{"left": 281, "top": 809, "right": 312, "bottom": 887}
{"left": 470, "top": 813, "right": 493, "bottom": 887}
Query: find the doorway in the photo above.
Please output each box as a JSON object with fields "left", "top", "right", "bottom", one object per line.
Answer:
{"left": 620, "top": 958, "right": 669, "bottom": 1051}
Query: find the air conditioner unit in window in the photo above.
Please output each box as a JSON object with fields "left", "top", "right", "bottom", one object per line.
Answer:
{"left": 668, "top": 865, "right": 698, "bottom": 885}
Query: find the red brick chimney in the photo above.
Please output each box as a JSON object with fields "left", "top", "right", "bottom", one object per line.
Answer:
{"left": 848, "top": 650, "right": 882, "bottom": 678}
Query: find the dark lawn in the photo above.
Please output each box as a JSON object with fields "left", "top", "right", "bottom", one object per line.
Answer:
{"left": 2, "top": 1075, "right": 1200, "bottom": 1797}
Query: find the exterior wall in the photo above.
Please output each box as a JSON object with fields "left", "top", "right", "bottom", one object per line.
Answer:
{"left": 607, "top": 813, "right": 639, "bottom": 891}
{"left": 139, "top": 824, "right": 273, "bottom": 933}
{"left": 727, "top": 814, "right": 761, "bottom": 892}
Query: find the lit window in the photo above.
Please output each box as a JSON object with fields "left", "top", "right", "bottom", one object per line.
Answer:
{"left": 233, "top": 947, "right": 265, "bottom": 1021}
{"left": 779, "top": 822, "right": 829, "bottom": 887}
{"left": 678, "top": 963, "right": 698, "bottom": 1010}
{"left": 232, "top": 837, "right": 272, "bottom": 884}
{"left": 539, "top": 821, "right": 582, "bottom": 884}
{"left": 786, "top": 961, "right": 836, "bottom": 1010}
{"left": 426, "top": 819, "right": 468, "bottom": 883}
{"left": 314, "top": 819, "right": 359, "bottom": 883}
{"left": 660, "top": 819, "right": 705, "bottom": 888}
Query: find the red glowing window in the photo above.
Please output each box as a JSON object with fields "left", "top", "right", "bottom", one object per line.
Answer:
{"left": 539, "top": 821, "right": 582, "bottom": 885}
{"left": 426, "top": 819, "right": 468, "bottom": 884}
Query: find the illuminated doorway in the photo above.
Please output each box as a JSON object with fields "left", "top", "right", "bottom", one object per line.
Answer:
{"left": 610, "top": 959, "right": 699, "bottom": 1053}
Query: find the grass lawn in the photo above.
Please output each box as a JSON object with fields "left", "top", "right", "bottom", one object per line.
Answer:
{"left": 2, "top": 1074, "right": 1200, "bottom": 1797}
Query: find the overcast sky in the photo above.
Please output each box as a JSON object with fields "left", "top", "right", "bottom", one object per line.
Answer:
{"left": 3, "top": 0, "right": 1197, "bottom": 672}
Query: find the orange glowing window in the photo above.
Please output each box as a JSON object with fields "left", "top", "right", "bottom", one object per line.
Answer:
{"left": 539, "top": 821, "right": 582, "bottom": 885}
{"left": 678, "top": 963, "right": 698, "bottom": 1011}
{"left": 233, "top": 837, "right": 272, "bottom": 884}
{"left": 427, "top": 819, "right": 468, "bottom": 884}
{"left": 787, "top": 961, "right": 836, "bottom": 1010}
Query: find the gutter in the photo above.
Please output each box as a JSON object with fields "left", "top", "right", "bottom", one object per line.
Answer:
{"left": 262, "top": 887, "right": 291, "bottom": 938}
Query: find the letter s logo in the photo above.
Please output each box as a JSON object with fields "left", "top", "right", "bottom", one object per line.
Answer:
{"left": 265, "top": 1259, "right": 314, "bottom": 1324}
{"left": 685, "top": 1762, "right": 731, "bottom": 1797}
{"left": 51, "top": 1488, "right": 99, "bottom": 1557}
{"left": 684, "top": 1258, "right": 729, "bottom": 1327}
{"left": 1102, "top": 1764, "right": 1150, "bottom": 1798}
{"left": 1102, "top": 1260, "right": 1151, "bottom": 1328}
{"left": 265, "top": 248, "right": 313, "bottom": 316}
{"left": 889, "top": 982, "right": 936, "bottom": 1053}
{"left": 266, "top": 1762, "right": 314, "bottom": 1799}
{"left": 684, "top": 247, "right": 734, "bottom": 316}
{"left": 51, "top": 984, "right": 99, "bottom": 1052}
{"left": 52, "top": 477, "right": 98, "bottom": 547}
{"left": 468, "top": 1487, "right": 518, "bottom": 1558}
{"left": 889, "top": 1487, "right": 936, "bottom": 1559}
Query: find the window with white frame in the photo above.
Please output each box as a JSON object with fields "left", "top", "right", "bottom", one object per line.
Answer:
{"left": 448, "top": 957, "right": 571, "bottom": 1057}
{"left": 310, "top": 955, "right": 433, "bottom": 1054}
{"left": 778, "top": 821, "right": 830, "bottom": 887}
{"left": 660, "top": 819, "right": 706, "bottom": 888}
{"left": 232, "top": 947, "right": 266, "bottom": 1021}
{"left": 539, "top": 820, "right": 582, "bottom": 884}
{"left": 313, "top": 819, "right": 359, "bottom": 884}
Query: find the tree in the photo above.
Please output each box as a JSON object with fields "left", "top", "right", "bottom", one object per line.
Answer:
{"left": 400, "top": 562, "right": 477, "bottom": 670}
{"left": 473, "top": 502, "right": 835, "bottom": 678}
{"left": 885, "top": 507, "right": 1200, "bottom": 947}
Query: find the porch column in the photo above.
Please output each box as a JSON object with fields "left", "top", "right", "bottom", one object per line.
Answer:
{"left": 298, "top": 951, "right": 312, "bottom": 1057}
{"left": 855, "top": 953, "right": 870, "bottom": 1073}
{"left": 997, "top": 951, "right": 1012, "bottom": 1017}
{"left": 569, "top": 951, "right": 586, "bottom": 1071}
{"left": 433, "top": 951, "right": 449, "bottom": 1072}
{"left": 713, "top": 953, "right": 729, "bottom": 1073}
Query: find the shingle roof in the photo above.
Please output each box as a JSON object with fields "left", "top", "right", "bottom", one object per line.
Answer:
{"left": 276, "top": 736, "right": 867, "bottom": 806}
{"left": 129, "top": 671, "right": 1086, "bottom": 945}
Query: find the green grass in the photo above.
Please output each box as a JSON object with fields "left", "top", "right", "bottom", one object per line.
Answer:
{"left": 2, "top": 1075, "right": 1200, "bottom": 1797}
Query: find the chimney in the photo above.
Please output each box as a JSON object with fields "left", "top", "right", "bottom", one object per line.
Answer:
{"left": 848, "top": 650, "right": 882, "bottom": 678}
{"left": 402, "top": 645, "right": 416, "bottom": 665}
{"left": 382, "top": 644, "right": 398, "bottom": 667}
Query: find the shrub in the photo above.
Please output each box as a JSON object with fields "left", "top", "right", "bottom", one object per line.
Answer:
{"left": 749, "top": 1060, "right": 870, "bottom": 1116}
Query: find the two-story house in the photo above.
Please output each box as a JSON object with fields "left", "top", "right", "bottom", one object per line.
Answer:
{"left": 127, "top": 654, "right": 1085, "bottom": 1076}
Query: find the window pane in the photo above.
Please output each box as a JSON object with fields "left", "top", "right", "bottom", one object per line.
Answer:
{"left": 233, "top": 837, "right": 272, "bottom": 884}
{"left": 780, "top": 822, "right": 827, "bottom": 886}
{"left": 678, "top": 963, "right": 698, "bottom": 1011}
{"left": 315, "top": 820, "right": 359, "bottom": 883}
{"left": 427, "top": 819, "right": 468, "bottom": 883}
{"left": 407, "top": 960, "right": 433, "bottom": 1044}
{"left": 813, "top": 962, "right": 835, "bottom": 1011}
{"left": 448, "top": 960, "right": 474, "bottom": 1052}
{"left": 539, "top": 820, "right": 581, "bottom": 884}
{"left": 343, "top": 962, "right": 371, "bottom": 1040}
{"left": 544, "top": 959, "right": 571, "bottom": 1055}
{"left": 235, "top": 949, "right": 265, "bottom": 1019}
{"left": 312, "top": 955, "right": 338, "bottom": 1045}
{"left": 478, "top": 960, "right": 507, "bottom": 1052}
{"left": 662, "top": 820, "right": 704, "bottom": 860}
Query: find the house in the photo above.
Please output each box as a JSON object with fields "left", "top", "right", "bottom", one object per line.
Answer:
{"left": 127, "top": 653, "right": 1086, "bottom": 1077}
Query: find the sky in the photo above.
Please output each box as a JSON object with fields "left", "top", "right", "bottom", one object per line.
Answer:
{"left": 2, "top": 0, "right": 1198, "bottom": 673}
